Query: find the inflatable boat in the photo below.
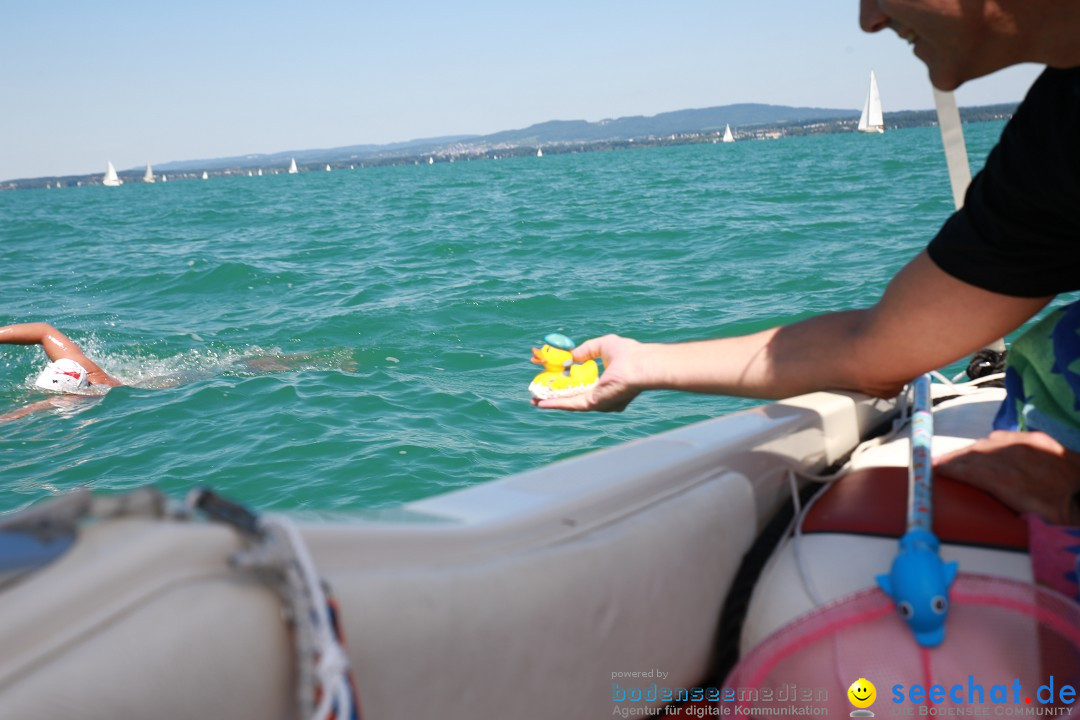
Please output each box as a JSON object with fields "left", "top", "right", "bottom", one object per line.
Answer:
{"left": 3, "top": 373, "right": 1056, "bottom": 720}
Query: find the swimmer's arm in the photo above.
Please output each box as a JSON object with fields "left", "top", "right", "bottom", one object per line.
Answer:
{"left": 0, "top": 396, "right": 84, "bottom": 423}
{"left": 0, "top": 323, "right": 122, "bottom": 387}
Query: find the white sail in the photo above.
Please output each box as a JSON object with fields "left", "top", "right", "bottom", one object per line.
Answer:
{"left": 202, "top": 171, "right": 209, "bottom": 180}
{"left": 143, "top": 162, "right": 155, "bottom": 183}
{"left": 428, "top": 156, "right": 434, "bottom": 165}
{"left": 257, "top": 168, "right": 263, "bottom": 176}
{"left": 722, "top": 124, "right": 734, "bottom": 143}
{"left": 857, "top": 70, "right": 885, "bottom": 133}
{"left": 288, "top": 158, "right": 298, "bottom": 174}
{"left": 325, "top": 164, "right": 331, "bottom": 172}
{"left": 161, "top": 174, "right": 167, "bottom": 182}
{"left": 536, "top": 147, "right": 543, "bottom": 157}
{"left": 102, "top": 161, "right": 123, "bottom": 187}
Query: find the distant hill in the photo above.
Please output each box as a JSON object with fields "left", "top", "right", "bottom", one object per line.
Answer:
{"left": 155, "top": 135, "right": 480, "bottom": 174}
{"left": 480, "top": 103, "right": 857, "bottom": 146}
{"left": 3, "top": 101, "right": 1019, "bottom": 188}
{"left": 152, "top": 103, "right": 858, "bottom": 174}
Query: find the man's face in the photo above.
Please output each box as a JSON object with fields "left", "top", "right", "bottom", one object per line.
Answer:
{"left": 859, "top": 0, "right": 1023, "bottom": 90}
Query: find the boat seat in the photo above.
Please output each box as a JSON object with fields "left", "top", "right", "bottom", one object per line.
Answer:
{"left": 739, "top": 388, "right": 1032, "bottom": 653}
{"left": 740, "top": 468, "right": 1032, "bottom": 653}
{"left": 802, "top": 465, "right": 1028, "bottom": 551}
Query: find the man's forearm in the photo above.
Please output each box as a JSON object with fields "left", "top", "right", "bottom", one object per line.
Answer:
{"left": 636, "top": 309, "right": 894, "bottom": 400}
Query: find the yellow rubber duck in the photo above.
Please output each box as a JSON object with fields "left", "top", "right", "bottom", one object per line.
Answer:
{"left": 529, "top": 333, "right": 599, "bottom": 400}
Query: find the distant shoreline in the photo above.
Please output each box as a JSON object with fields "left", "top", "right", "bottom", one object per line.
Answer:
{"left": 1, "top": 103, "right": 1016, "bottom": 191}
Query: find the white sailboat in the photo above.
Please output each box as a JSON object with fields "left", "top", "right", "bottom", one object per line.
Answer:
{"left": 143, "top": 162, "right": 155, "bottom": 184}
{"left": 325, "top": 164, "right": 332, "bottom": 172}
{"left": 288, "top": 158, "right": 298, "bottom": 174}
{"left": 102, "top": 161, "right": 123, "bottom": 187}
{"left": 257, "top": 168, "right": 263, "bottom": 176}
{"left": 858, "top": 70, "right": 885, "bottom": 133}
{"left": 536, "top": 147, "right": 543, "bottom": 157}
{"left": 202, "top": 171, "right": 209, "bottom": 180}
{"left": 161, "top": 174, "right": 167, "bottom": 183}
{"left": 722, "top": 124, "right": 735, "bottom": 143}
{"left": 428, "top": 156, "right": 434, "bottom": 165}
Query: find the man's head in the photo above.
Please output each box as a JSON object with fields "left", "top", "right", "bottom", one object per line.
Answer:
{"left": 859, "top": 0, "right": 1029, "bottom": 90}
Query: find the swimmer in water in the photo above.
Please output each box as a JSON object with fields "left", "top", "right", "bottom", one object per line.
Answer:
{"left": 1, "top": 322, "right": 122, "bottom": 393}
{"left": 1, "top": 322, "right": 126, "bottom": 421}
{"left": 1, "top": 321, "right": 357, "bottom": 422}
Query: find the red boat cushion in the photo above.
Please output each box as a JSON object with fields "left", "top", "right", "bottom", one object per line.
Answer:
{"left": 801, "top": 466, "right": 1028, "bottom": 551}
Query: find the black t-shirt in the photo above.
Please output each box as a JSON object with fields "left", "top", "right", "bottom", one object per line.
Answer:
{"left": 927, "top": 66, "right": 1080, "bottom": 297}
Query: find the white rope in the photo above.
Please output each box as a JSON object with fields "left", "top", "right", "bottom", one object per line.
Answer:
{"left": 227, "top": 513, "right": 356, "bottom": 720}
{"left": 7, "top": 487, "right": 358, "bottom": 720}
{"left": 947, "top": 369, "right": 1006, "bottom": 387}
{"left": 788, "top": 468, "right": 828, "bottom": 605}
{"left": 259, "top": 515, "right": 355, "bottom": 720}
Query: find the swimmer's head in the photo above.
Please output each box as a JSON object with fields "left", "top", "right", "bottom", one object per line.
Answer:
{"left": 34, "top": 358, "right": 90, "bottom": 394}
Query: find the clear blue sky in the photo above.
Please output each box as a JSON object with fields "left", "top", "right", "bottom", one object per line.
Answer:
{"left": 2, "top": 0, "right": 1043, "bottom": 181}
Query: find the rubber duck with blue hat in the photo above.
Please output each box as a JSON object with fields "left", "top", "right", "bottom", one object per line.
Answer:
{"left": 529, "top": 333, "right": 599, "bottom": 400}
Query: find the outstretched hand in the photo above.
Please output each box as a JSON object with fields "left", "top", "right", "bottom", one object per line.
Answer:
{"left": 531, "top": 334, "right": 648, "bottom": 412}
{"left": 935, "top": 430, "right": 1080, "bottom": 525}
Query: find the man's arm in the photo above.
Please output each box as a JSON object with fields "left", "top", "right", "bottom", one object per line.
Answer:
{"left": 536, "top": 251, "right": 1052, "bottom": 411}
{"left": 0, "top": 323, "right": 121, "bottom": 386}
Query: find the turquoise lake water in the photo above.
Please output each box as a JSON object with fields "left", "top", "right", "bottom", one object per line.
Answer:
{"left": 0, "top": 123, "right": 1007, "bottom": 516}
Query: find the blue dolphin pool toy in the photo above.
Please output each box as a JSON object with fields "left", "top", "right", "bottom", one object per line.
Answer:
{"left": 876, "top": 528, "right": 958, "bottom": 647}
{"left": 876, "top": 374, "right": 958, "bottom": 648}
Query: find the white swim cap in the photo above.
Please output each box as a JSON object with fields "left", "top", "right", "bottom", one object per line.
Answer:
{"left": 34, "top": 358, "right": 90, "bottom": 393}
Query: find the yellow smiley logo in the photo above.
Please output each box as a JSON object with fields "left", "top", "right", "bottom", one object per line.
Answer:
{"left": 848, "top": 678, "right": 877, "bottom": 709}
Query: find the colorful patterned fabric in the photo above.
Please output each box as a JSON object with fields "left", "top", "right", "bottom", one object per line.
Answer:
{"left": 994, "top": 302, "right": 1080, "bottom": 452}
{"left": 1026, "top": 514, "right": 1080, "bottom": 602}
